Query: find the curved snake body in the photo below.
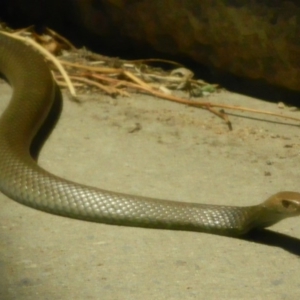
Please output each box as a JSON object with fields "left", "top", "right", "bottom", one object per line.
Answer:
{"left": 1, "top": 32, "right": 300, "bottom": 237}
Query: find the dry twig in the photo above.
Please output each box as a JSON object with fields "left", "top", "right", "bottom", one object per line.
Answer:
{"left": 1, "top": 27, "right": 299, "bottom": 129}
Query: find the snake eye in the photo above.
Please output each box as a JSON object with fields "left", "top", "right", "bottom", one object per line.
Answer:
{"left": 282, "top": 199, "right": 291, "bottom": 208}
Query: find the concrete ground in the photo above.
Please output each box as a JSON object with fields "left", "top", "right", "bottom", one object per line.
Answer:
{"left": 1, "top": 81, "right": 300, "bottom": 300}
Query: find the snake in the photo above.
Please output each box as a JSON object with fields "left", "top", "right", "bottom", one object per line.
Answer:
{"left": 0, "top": 32, "right": 300, "bottom": 237}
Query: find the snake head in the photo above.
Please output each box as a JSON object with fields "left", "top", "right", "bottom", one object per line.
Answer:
{"left": 259, "top": 191, "right": 300, "bottom": 229}
{"left": 263, "top": 191, "right": 300, "bottom": 216}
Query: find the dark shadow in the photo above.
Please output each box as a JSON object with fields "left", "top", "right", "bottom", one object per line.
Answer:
{"left": 241, "top": 229, "right": 300, "bottom": 256}
{"left": 1, "top": 0, "right": 300, "bottom": 106}
{"left": 30, "top": 84, "right": 63, "bottom": 160}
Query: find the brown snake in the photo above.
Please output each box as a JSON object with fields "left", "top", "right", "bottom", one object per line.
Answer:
{"left": 0, "top": 32, "right": 300, "bottom": 237}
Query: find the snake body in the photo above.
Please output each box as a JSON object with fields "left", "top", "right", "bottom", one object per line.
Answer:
{"left": 0, "top": 32, "right": 300, "bottom": 237}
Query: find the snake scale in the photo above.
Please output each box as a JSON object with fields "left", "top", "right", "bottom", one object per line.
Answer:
{"left": 0, "top": 32, "right": 300, "bottom": 237}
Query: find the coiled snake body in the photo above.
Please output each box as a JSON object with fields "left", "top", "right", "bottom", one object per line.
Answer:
{"left": 0, "top": 32, "right": 300, "bottom": 237}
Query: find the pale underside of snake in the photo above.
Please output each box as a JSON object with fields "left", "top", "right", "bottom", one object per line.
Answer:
{"left": 0, "top": 32, "right": 300, "bottom": 237}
